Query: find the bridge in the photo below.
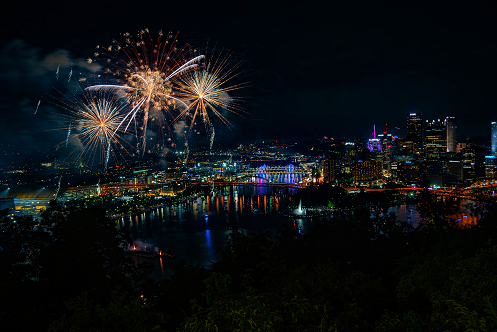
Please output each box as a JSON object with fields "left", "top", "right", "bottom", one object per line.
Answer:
{"left": 243, "top": 164, "right": 308, "bottom": 176}
{"left": 342, "top": 185, "right": 495, "bottom": 202}
{"left": 190, "top": 165, "right": 311, "bottom": 188}
{"left": 236, "top": 164, "right": 310, "bottom": 186}
{"left": 193, "top": 181, "right": 305, "bottom": 189}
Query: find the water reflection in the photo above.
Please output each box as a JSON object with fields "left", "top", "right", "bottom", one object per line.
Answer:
{"left": 122, "top": 186, "right": 302, "bottom": 280}
{"left": 205, "top": 230, "right": 214, "bottom": 262}
{"left": 387, "top": 199, "right": 477, "bottom": 228}
{"left": 121, "top": 188, "right": 480, "bottom": 281}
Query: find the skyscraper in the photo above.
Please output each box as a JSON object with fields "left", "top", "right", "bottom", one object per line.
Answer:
{"left": 446, "top": 116, "right": 456, "bottom": 152}
{"left": 492, "top": 122, "right": 497, "bottom": 155}
{"left": 485, "top": 156, "right": 497, "bottom": 179}
{"left": 322, "top": 157, "right": 335, "bottom": 183}
{"left": 425, "top": 119, "right": 447, "bottom": 158}
{"left": 367, "top": 125, "right": 382, "bottom": 153}
{"left": 406, "top": 112, "right": 422, "bottom": 154}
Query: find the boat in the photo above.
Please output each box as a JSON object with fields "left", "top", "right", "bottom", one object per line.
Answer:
{"left": 124, "top": 249, "right": 176, "bottom": 258}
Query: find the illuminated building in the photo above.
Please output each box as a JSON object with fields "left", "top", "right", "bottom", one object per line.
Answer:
{"left": 390, "top": 161, "right": 419, "bottom": 184}
{"left": 492, "top": 122, "right": 497, "bottom": 155}
{"left": 322, "top": 158, "right": 335, "bottom": 183}
{"left": 351, "top": 160, "right": 382, "bottom": 185}
{"left": 446, "top": 116, "right": 456, "bottom": 152}
{"left": 485, "top": 156, "right": 497, "bottom": 179}
{"left": 377, "top": 131, "right": 392, "bottom": 173}
{"left": 426, "top": 174, "right": 456, "bottom": 188}
{"left": 456, "top": 142, "right": 467, "bottom": 153}
{"left": 406, "top": 112, "right": 422, "bottom": 154}
{"left": 0, "top": 188, "right": 58, "bottom": 218}
{"left": 344, "top": 142, "right": 355, "bottom": 172}
{"left": 425, "top": 119, "right": 447, "bottom": 158}
{"left": 461, "top": 146, "right": 487, "bottom": 181}
{"left": 367, "top": 125, "right": 382, "bottom": 153}
{"left": 446, "top": 160, "right": 464, "bottom": 181}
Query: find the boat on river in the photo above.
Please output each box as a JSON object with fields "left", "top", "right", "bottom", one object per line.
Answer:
{"left": 124, "top": 249, "right": 176, "bottom": 258}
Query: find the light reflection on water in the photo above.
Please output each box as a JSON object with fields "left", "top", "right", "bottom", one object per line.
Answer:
{"left": 119, "top": 189, "right": 478, "bottom": 280}
{"left": 387, "top": 199, "right": 477, "bottom": 228}
{"left": 119, "top": 186, "right": 303, "bottom": 280}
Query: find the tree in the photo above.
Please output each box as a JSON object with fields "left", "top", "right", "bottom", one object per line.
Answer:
{"left": 415, "top": 190, "right": 457, "bottom": 231}
{"left": 179, "top": 272, "right": 337, "bottom": 332}
{"left": 0, "top": 210, "right": 50, "bottom": 328}
{"left": 49, "top": 287, "right": 168, "bottom": 332}
{"left": 0, "top": 201, "right": 154, "bottom": 331}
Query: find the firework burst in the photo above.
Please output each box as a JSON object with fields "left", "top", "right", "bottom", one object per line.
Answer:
{"left": 175, "top": 49, "right": 247, "bottom": 140}
{"left": 50, "top": 87, "right": 131, "bottom": 169}
{"left": 85, "top": 29, "right": 204, "bottom": 155}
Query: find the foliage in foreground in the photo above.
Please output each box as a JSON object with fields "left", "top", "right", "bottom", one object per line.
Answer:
{"left": 3, "top": 192, "right": 497, "bottom": 331}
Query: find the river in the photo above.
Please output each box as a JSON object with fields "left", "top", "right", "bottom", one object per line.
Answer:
{"left": 117, "top": 186, "right": 477, "bottom": 280}
{"left": 117, "top": 185, "right": 305, "bottom": 280}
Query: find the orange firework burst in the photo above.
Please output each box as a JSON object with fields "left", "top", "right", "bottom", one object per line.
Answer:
{"left": 175, "top": 49, "right": 248, "bottom": 138}
{"left": 85, "top": 29, "right": 203, "bottom": 155}
{"left": 49, "top": 86, "right": 131, "bottom": 170}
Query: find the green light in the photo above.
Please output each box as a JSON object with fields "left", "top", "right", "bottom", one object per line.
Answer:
{"left": 133, "top": 169, "right": 151, "bottom": 174}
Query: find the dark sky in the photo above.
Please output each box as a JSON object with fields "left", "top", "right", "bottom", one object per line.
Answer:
{"left": 1, "top": 0, "right": 497, "bottom": 156}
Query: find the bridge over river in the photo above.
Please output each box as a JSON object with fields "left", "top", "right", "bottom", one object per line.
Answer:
{"left": 237, "top": 164, "right": 310, "bottom": 186}
{"left": 192, "top": 164, "right": 311, "bottom": 188}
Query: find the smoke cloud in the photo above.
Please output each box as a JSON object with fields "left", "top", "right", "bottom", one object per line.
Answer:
{"left": 0, "top": 39, "right": 103, "bottom": 158}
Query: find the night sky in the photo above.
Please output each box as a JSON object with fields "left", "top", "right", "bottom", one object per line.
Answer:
{"left": 1, "top": 0, "right": 497, "bottom": 156}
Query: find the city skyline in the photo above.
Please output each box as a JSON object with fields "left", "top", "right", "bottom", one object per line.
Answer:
{"left": 1, "top": 0, "right": 497, "bottom": 156}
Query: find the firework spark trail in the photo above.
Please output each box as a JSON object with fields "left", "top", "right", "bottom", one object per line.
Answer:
{"left": 163, "top": 55, "right": 205, "bottom": 81}
{"left": 116, "top": 98, "right": 144, "bottom": 133}
{"left": 85, "top": 30, "right": 204, "bottom": 156}
{"left": 210, "top": 126, "right": 215, "bottom": 150}
{"left": 104, "top": 140, "right": 111, "bottom": 171}
{"left": 184, "top": 138, "right": 189, "bottom": 164}
{"left": 68, "top": 69, "right": 72, "bottom": 82}
{"left": 54, "top": 176, "right": 62, "bottom": 199}
{"left": 134, "top": 117, "right": 138, "bottom": 141}
{"left": 34, "top": 100, "right": 40, "bottom": 114}
{"left": 85, "top": 85, "right": 137, "bottom": 92}
{"left": 56, "top": 65, "right": 60, "bottom": 81}
{"left": 66, "top": 123, "right": 72, "bottom": 147}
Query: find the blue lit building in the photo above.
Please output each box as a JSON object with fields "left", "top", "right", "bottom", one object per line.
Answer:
{"left": 492, "top": 122, "right": 497, "bottom": 155}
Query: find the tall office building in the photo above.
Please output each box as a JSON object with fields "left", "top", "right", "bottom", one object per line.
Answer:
{"left": 485, "top": 156, "right": 497, "bottom": 179}
{"left": 377, "top": 131, "right": 392, "bottom": 172}
{"left": 492, "top": 122, "right": 497, "bottom": 155}
{"left": 446, "top": 116, "right": 456, "bottom": 152}
{"left": 351, "top": 160, "right": 382, "bottom": 185}
{"left": 367, "top": 125, "right": 382, "bottom": 153}
{"left": 425, "top": 119, "right": 447, "bottom": 158}
{"left": 322, "top": 157, "right": 335, "bottom": 183}
{"left": 406, "top": 112, "right": 422, "bottom": 154}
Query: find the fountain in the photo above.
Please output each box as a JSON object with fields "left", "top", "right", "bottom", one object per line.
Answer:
{"left": 294, "top": 199, "right": 304, "bottom": 215}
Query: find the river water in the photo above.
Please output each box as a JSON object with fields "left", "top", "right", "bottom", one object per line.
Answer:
{"left": 117, "top": 185, "right": 477, "bottom": 281}
{"left": 117, "top": 185, "right": 305, "bottom": 280}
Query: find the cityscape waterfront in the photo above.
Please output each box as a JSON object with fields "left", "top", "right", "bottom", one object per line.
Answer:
{"left": 2, "top": 3, "right": 497, "bottom": 330}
